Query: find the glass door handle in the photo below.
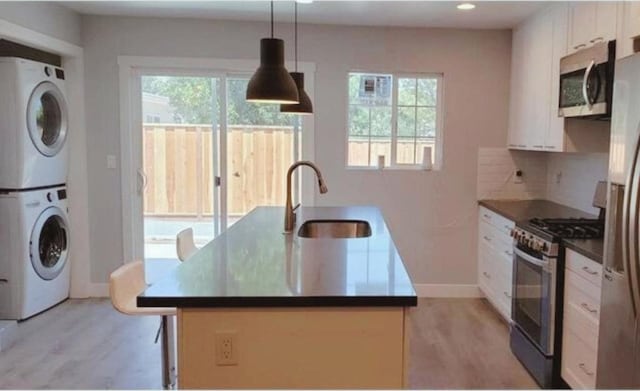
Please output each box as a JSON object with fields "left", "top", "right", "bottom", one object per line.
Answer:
{"left": 137, "top": 168, "right": 148, "bottom": 193}
{"left": 215, "top": 176, "right": 221, "bottom": 187}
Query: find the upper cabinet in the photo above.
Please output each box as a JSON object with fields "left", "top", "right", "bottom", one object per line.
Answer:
{"left": 567, "top": 2, "right": 618, "bottom": 54}
{"left": 507, "top": 2, "right": 614, "bottom": 154}
{"left": 619, "top": 2, "right": 640, "bottom": 59}
{"left": 508, "top": 4, "right": 568, "bottom": 152}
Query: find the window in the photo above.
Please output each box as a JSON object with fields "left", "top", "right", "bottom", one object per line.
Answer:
{"left": 347, "top": 72, "right": 443, "bottom": 168}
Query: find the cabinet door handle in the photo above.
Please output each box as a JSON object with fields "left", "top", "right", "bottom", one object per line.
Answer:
{"left": 504, "top": 250, "right": 513, "bottom": 257}
{"left": 503, "top": 291, "right": 512, "bottom": 299}
{"left": 518, "top": 144, "right": 527, "bottom": 148}
{"left": 544, "top": 146, "right": 556, "bottom": 150}
{"left": 483, "top": 236, "right": 492, "bottom": 242}
{"left": 483, "top": 214, "right": 491, "bottom": 219}
{"left": 579, "top": 363, "right": 595, "bottom": 377}
{"left": 574, "top": 43, "right": 587, "bottom": 50}
{"left": 590, "top": 37, "right": 604, "bottom": 43}
{"left": 580, "top": 302, "right": 598, "bottom": 314}
{"left": 582, "top": 266, "right": 599, "bottom": 276}
{"left": 483, "top": 271, "right": 491, "bottom": 279}
{"left": 532, "top": 145, "right": 544, "bottom": 148}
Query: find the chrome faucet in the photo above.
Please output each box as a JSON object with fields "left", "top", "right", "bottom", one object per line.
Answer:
{"left": 284, "top": 161, "right": 328, "bottom": 233}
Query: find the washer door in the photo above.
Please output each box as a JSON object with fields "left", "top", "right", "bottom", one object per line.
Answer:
{"left": 30, "top": 206, "right": 69, "bottom": 280}
{"left": 27, "top": 81, "right": 68, "bottom": 157}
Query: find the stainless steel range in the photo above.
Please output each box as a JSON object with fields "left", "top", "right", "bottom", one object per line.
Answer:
{"left": 509, "top": 217, "right": 604, "bottom": 388}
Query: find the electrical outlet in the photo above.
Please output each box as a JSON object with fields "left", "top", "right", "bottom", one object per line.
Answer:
{"left": 513, "top": 169, "right": 524, "bottom": 184}
{"left": 106, "top": 154, "right": 117, "bottom": 169}
{"left": 215, "top": 331, "right": 238, "bottom": 366}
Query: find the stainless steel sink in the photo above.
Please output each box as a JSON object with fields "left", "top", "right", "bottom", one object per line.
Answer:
{"left": 297, "top": 220, "right": 372, "bottom": 239}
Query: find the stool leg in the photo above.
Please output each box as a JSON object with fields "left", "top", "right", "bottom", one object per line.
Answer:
{"left": 161, "top": 315, "right": 172, "bottom": 389}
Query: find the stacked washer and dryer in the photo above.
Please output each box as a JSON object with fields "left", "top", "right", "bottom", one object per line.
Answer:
{"left": 0, "top": 57, "right": 71, "bottom": 320}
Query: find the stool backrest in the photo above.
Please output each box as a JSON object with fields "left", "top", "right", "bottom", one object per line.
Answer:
{"left": 176, "top": 228, "right": 198, "bottom": 262}
{"left": 109, "top": 260, "right": 145, "bottom": 315}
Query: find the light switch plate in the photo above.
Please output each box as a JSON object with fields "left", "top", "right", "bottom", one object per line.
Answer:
{"left": 107, "top": 155, "right": 117, "bottom": 169}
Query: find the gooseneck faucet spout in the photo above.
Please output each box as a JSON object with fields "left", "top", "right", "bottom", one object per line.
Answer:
{"left": 284, "top": 161, "right": 328, "bottom": 233}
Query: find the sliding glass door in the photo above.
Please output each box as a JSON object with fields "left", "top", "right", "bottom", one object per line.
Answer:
{"left": 138, "top": 72, "right": 300, "bottom": 261}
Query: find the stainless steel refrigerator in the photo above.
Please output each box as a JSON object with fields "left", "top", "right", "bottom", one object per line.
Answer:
{"left": 598, "top": 53, "right": 640, "bottom": 388}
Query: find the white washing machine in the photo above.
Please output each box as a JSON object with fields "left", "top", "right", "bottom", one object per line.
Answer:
{"left": 0, "top": 57, "right": 69, "bottom": 190}
{"left": 0, "top": 186, "right": 70, "bottom": 320}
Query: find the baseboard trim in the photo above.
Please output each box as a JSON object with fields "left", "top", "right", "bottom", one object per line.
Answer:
{"left": 414, "top": 284, "right": 482, "bottom": 298}
{"left": 87, "top": 283, "right": 110, "bottom": 298}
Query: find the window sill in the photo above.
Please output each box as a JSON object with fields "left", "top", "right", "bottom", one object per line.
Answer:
{"left": 346, "top": 165, "right": 437, "bottom": 172}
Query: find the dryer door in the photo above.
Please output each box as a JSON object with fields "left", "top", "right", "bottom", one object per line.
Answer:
{"left": 30, "top": 206, "right": 69, "bottom": 280}
{"left": 27, "top": 81, "right": 68, "bottom": 157}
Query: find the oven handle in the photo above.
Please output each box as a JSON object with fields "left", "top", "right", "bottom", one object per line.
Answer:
{"left": 582, "top": 59, "right": 596, "bottom": 108}
{"left": 514, "top": 247, "right": 549, "bottom": 267}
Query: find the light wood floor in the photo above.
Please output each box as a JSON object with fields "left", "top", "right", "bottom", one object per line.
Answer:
{"left": 0, "top": 298, "right": 537, "bottom": 389}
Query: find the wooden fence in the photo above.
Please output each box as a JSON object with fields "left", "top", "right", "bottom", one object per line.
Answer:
{"left": 143, "top": 124, "right": 434, "bottom": 217}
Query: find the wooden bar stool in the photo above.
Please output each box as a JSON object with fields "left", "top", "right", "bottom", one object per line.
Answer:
{"left": 109, "top": 260, "right": 177, "bottom": 389}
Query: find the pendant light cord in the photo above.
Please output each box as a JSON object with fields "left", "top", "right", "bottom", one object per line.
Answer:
{"left": 271, "top": 0, "right": 274, "bottom": 38}
{"left": 294, "top": 1, "right": 298, "bottom": 72}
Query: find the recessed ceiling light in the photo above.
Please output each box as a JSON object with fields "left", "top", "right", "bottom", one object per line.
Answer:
{"left": 295, "top": 0, "right": 313, "bottom": 4}
{"left": 457, "top": 3, "right": 476, "bottom": 10}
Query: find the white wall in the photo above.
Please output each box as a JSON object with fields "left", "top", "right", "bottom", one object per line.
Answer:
{"left": 81, "top": 15, "right": 512, "bottom": 286}
{"left": 0, "top": 2, "right": 81, "bottom": 46}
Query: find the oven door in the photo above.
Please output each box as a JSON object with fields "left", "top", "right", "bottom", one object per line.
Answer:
{"left": 512, "top": 246, "right": 557, "bottom": 356}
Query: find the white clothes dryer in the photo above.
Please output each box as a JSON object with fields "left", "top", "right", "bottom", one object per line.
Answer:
{"left": 0, "top": 186, "right": 70, "bottom": 320}
{"left": 0, "top": 57, "right": 69, "bottom": 190}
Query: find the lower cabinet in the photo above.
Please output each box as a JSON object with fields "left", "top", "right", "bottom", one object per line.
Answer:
{"left": 477, "top": 207, "right": 515, "bottom": 321}
{"left": 561, "top": 249, "right": 602, "bottom": 389}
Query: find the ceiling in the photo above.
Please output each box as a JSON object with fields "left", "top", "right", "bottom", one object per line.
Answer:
{"left": 61, "top": 1, "right": 546, "bottom": 29}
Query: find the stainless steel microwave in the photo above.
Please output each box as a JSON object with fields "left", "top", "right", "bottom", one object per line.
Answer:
{"left": 559, "top": 40, "right": 615, "bottom": 118}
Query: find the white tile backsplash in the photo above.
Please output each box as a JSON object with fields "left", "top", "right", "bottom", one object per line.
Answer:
{"left": 478, "top": 148, "right": 609, "bottom": 215}
{"left": 546, "top": 153, "right": 609, "bottom": 215}
{"left": 477, "top": 148, "right": 547, "bottom": 200}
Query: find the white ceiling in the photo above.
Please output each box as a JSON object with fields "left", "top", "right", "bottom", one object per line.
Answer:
{"left": 60, "top": 1, "right": 547, "bottom": 29}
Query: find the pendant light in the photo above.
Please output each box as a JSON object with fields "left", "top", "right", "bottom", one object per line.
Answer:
{"left": 246, "top": 1, "right": 299, "bottom": 104}
{"left": 280, "top": 1, "right": 313, "bottom": 114}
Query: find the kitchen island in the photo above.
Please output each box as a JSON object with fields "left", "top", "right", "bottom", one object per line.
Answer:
{"left": 138, "top": 206, "right": 417, "bottom": 389}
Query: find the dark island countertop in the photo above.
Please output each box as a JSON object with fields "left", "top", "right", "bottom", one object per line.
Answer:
{"left": 478, "top": 199, "right": 604, "bottom": 264}
{"left": 138, "top": 206, "right": 417, "bottom": 308}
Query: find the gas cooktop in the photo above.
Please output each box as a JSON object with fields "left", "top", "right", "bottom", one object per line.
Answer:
{"left": 528, "top": 217, "right": 605, "bottom": 240}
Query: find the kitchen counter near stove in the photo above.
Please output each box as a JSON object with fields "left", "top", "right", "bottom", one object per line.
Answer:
{"left": 562, "top": 238, "right": 604, "bottom": 264}
{"left": 478, "top": 199, "right": 596, "bottom": 222}
{"left": 478, "top": 199, "right": 604, "bottom": 263}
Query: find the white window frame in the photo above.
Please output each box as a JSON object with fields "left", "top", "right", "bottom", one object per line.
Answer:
{"left": 118, "top": 56, "right": 316, "bottom": 263}
{"left": 345, "top": 71, "right": 444, "bottom": 170}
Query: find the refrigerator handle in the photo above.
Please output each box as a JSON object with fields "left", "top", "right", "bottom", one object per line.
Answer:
{"left": 623, "top": 126, "right": 640, "bottom": 318}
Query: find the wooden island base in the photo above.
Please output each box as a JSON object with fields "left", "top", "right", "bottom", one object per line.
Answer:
{"left": 178, "top": 306, "right": 410, "bottom": 389}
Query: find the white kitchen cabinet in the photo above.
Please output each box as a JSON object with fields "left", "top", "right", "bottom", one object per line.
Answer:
{"left": 477, "top": 207, "right": 515, "bottom": 321}
{"left": 619, "top": 1, "right": 640, "bottom": 59}
{"left": 561, "top": 248, "right": 602, "bottom": 389}
{"left": 567, "top": 2, "right": 618, "bottom": 54}
{"left": 508, "top": 4, "right": 568, "bottom": 152}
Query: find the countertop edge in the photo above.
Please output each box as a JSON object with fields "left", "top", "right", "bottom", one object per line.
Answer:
{"left": 137, "top": 295, "right": 418, "bottom": 308}
{"left": 477, "top": 199, "right": 522, "bottom": 222}
{"left": 562, "top": 239, "right": 603, "bottom": 265}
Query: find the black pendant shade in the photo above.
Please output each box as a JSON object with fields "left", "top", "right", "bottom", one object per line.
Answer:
{"left": 246, "top": 38, "right": 299, "bottom": 104}
{"left": 279, "top": 1, "right": 313, "bottom": 115}
{"left": 280, "top": 72, "right": 313, "bottom": 114}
